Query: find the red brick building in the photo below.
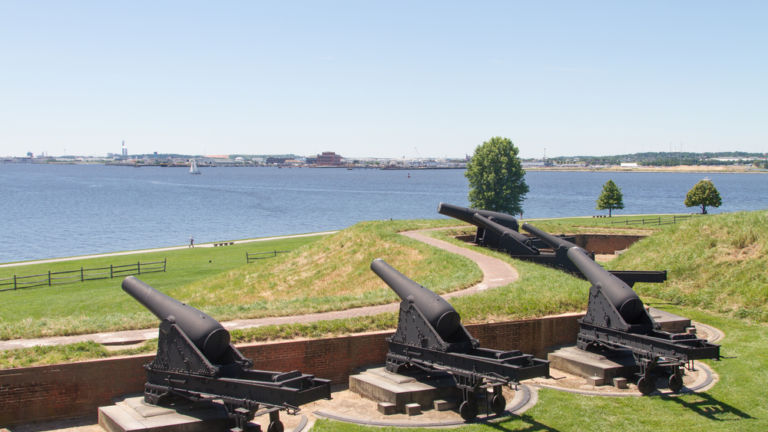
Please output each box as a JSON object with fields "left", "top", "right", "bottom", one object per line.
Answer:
{"left": 316, "top": 151, "right": 343, "bottom": 166}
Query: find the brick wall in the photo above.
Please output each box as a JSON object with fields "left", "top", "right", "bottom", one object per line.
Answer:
{"left": 572, "top": 234, "right": 645, "bottom": 254}
{"left": 0, "top": 314, "right": 582, "bottom": 427}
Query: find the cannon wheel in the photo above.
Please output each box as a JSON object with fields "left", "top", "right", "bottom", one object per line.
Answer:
{"left": 637, "top": 376, "right": 655, "bottom": 395}
{"left": 267, "top": 420, "right": 284, "bottom": 432}
{"left": 491, "top": 394, "right": 507, "bottom": 416}
{"left": 459, "top": 399, "right": 478, "bottom": 421}
{"left": 668, "top": 372, "right": 683, "bottom": 393}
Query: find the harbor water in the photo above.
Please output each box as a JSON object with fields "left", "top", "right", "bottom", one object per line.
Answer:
{"left": 1, "top": 164, "right": 766, "bottom": 263}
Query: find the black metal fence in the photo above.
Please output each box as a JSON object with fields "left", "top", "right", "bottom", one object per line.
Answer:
{"left": 0, "top": 259, "right": 167, "bottom": 292}
{"left": 608, "top": 215, "right": 693, "bottom": 226}
{"left": 246, "top": 251, "right": 289, "bottom": 263}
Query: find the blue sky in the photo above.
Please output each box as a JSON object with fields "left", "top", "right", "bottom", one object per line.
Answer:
{"left": 1, "top": 1, "right": 766, "bottom": 159}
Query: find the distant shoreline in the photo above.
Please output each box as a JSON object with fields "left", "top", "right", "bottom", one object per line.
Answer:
{"left": 526, "top": 165, "right": 767, "bottom": 174}
{"left": 3, "top": 160, "right": 766, "bottom": 174}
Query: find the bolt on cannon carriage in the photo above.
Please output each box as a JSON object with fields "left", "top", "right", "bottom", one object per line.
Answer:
{"left": 371, "top": 259, "right": 549, "bottom": 420}
{"left": 122, "top": 276, "right": 331, "bottom": 432}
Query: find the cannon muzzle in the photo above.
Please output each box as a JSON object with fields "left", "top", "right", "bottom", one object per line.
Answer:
{"left": 566, "top": 247, "right": 645, "bottom": 323}
{"left": 122, "top": 276, "right": 230, "bottom": 362}
{"left": 371, "top": 258, "right": 461, "bottom": 338}
{"left": 437, "top": 202, "right": 519, "bottom": 231}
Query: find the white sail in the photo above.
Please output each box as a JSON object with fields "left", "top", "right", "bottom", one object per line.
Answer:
{"left": 189, "top": 159, "right": 201, "bottom": 174}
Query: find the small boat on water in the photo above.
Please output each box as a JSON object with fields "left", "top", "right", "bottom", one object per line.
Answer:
{"left": 189, "top": 159, "right": 201, "bottom": 175}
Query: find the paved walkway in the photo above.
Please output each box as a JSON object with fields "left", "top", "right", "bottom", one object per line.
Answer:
{"left": 0, "top": 228, "right": 517, "bottom": 351}
{"left": 0, "top": 231, "right": 339, "bottom": 269}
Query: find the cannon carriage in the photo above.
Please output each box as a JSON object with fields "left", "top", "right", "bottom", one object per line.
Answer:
{"left": 122, "top": 276, "right": 331, "bottom": 432}
{"left": 565, "top": 247, "right": 720, "bottom": 394}
{"left": 371, "top": 259, "right": 549, "bottom": 420}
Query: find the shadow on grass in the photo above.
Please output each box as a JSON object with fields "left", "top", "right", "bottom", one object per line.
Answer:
{"left": 661, "top": 392, "right": 753, "bottom": 422}
{"left": 480, "top": 414, "right": 560, "bottom": 432}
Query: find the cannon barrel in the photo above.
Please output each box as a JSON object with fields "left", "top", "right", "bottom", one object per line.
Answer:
{"left": 122, "top": 276, "right": 230, "bottom": 361}
{"left": 522, "top": 223, "right": 579, "bottom": 250}
{"left": 371, "top": 258, "right": 461, "bottom": 338}
{"left": 566, "top": 247, "right": 645, "bottom": 323}
{"left": 437, "top": 202, "right": 519, "bottom": 231}
{"left": 472, "top": 213, "right": 535, "bottom": 248}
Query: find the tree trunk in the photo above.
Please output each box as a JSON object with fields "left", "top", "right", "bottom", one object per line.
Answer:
{"left": 701, "top": 205, "right": 707, "bottom": 214}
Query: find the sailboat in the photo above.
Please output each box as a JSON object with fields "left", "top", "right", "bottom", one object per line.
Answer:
{"left": 189, "top": 159, "right": 201, "bottom": 175}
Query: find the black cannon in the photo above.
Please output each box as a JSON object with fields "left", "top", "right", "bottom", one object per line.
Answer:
{"left": 122, "top": 277, "right": 331, "bottom": 432}
{"left": 371, "top": 259, "right": 549, "bottom": 420}
{"left": 439, "top": 203, "right": 667, "bottom": 286}
{"left": 511, "top": 222, "right": 665, "bottom": 285}
{"left": 437, "top": 202, "right": 520, "bottom": 247}
{"left": 567, "top": 247, "right": 720, "bottom": 394}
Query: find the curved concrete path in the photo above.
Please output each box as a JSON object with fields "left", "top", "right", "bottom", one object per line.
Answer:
{"left": 0, "top": 228, "right": 517, "bottom": 351}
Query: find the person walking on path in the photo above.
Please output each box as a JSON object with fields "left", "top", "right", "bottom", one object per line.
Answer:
{"left": 189, "top": 236, "right": 194, "bottom": 248}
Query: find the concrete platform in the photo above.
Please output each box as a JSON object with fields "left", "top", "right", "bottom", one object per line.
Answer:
{"left": 548, "top": 346, "right": 637, "bottom": 384}
{"left": 349, "top": 367, "right": 457, "bottom": 413}
{"left": 98, "top": 396, "right": 232, "bottom": 432}
{"left": 648, "top": 307, "right": 692, "bottom": 333}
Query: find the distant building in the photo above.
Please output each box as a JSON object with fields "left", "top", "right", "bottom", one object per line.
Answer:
{"left": 266, "top": 157, "right": 288, "bottom": 165}
{"left": 620, "top": 162, "right": 639, "bottom": 168}
{"left": 316, "top": 151, "right": 343, "bottom": 166}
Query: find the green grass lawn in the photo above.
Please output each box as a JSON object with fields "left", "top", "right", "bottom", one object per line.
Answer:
{"left": 0, "top": 219, "right": 477, "bottom": 340}
{"left": 0, "top": 234, "right": 325, "bottom": 339}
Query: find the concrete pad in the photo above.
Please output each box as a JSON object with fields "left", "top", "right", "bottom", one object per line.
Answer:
{"left": 405, "top": 403, "right": 422, "bottom": 416}
{"left": 613, "top": 377, "right": 628, "bottom": 389}
{"left": 648, "top": 307, "right": 692, "bottom": 333}
{"left": 377, "top": 402, "right": 397, "bottom": 415}
{"left": 433, "top": 399, "right": 456, "bottom": 411}
{"left": 349, "top": 367, "right": 456, "bottom": 413}
{"left": 98, "top": 396, "right": 231, "bottom": 432}
{"left": 585, "top": 376, "right": 605, "bottom": 386}
{"left": 548, "top": 346, "right": 636, "bottom": 382}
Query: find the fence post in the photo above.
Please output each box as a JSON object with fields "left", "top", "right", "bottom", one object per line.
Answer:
{"left": 110, "top": 264, "right": 113, "bottom": 279}
{"left": 163, "top": 258, "right": 167, "bottom": 272}
{"left": 13, "top": 275, "right": 17, "bottom": 290}
{"left": 138, "top": 261, "right": 141, "bottom": 275}
{"left": 81, "top": 267, "right": 84, "bottom": 282}
{"left": 48, "top": 270, "right": 52, "bottom": 286}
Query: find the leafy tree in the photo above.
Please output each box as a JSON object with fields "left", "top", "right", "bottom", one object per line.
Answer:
{"left": 465, "top": 137, "right": 529, "bottom": 215}
{"left": 685, "top": 179, "right": 722, "bottom": 214}
{"left": 596, "top": 179, "right": 624, "bottom": 217}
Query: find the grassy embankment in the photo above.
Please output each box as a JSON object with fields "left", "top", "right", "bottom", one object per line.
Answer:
{"left": 0, "top": 234, "right": 327, "bottom": 339}
{"left": 311, "top": 210, "right": 768, "bottom": 432}
{"left": 0, "top": 219, "right": 480, "bottom": 341}
{"left": 0, "top": 214, "right": 698, "bottom": 367}
{"left": 2, "top": 211, "right": 768, "bottom": 430}
{"left": 0, "top": 214, "right": 600, "bottom": 368}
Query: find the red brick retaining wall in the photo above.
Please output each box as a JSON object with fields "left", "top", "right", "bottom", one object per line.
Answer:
{"left": 0, "top": 313, "right": 582, "bottom": 427}
{"left": 572, "top": 234, "right": 645, "bottom": 254}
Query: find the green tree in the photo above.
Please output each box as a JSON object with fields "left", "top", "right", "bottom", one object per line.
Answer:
{"left": 465, "top": 136, "right": 529, "bottom": 215}
{"left": 685, "top": 179, "right": 722, "bottom": 214}
{"left": 596, "top": 179, "right": 624, "bottom": 217}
